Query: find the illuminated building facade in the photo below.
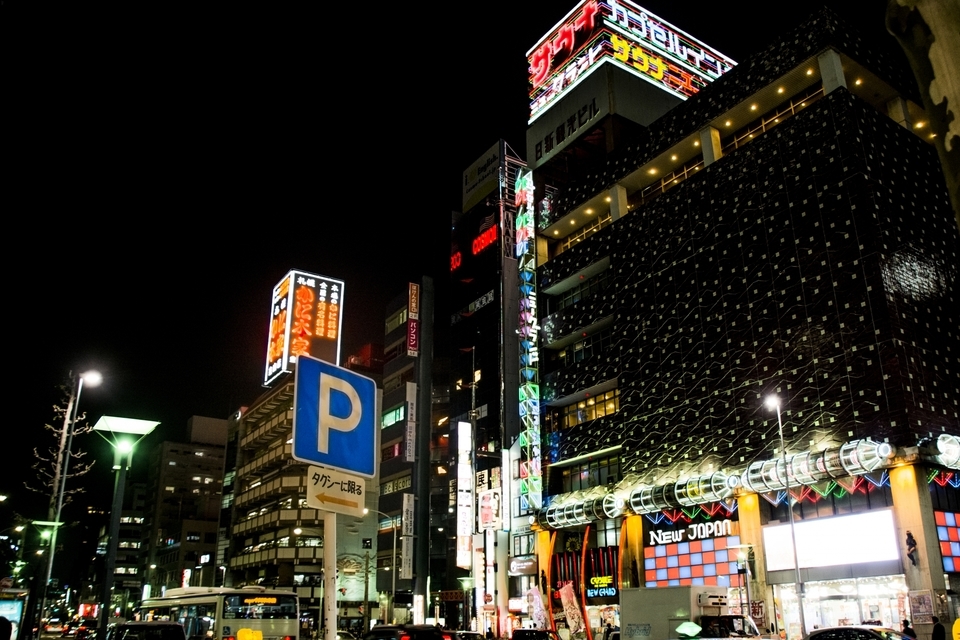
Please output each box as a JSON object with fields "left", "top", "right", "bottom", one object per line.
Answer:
{"left": 449, "top": 140, "right": 527, "bottom": 632}
{"left": 518, "top": 5, "right": 960, "bottom": 640}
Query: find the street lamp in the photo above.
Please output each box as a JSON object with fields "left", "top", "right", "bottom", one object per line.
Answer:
{"left": 765, "top": 395, "right": 806, "bottom": 639}
{"left": 39, "top": 370, "right": 101, "bottom": 635}
{"left": 364, "top": 508, "right": 397, "bottom": 625}
{"left": 93, "top": 416, "right": 159, "bottom": 639}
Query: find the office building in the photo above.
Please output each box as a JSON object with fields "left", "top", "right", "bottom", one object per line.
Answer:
{"left": 514, "top": 3, "right": 960, "bottom": 639}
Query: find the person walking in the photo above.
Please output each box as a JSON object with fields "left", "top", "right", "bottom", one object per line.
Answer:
{"left": 932, "top": 617, "right": 945, "bottom": 640}
{"left": 902, "top": 619, "right": 917, "bottom": 638}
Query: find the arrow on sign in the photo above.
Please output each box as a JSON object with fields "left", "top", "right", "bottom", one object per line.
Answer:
{"left": 314, "top": 493, "right": 361, "bottom": 509}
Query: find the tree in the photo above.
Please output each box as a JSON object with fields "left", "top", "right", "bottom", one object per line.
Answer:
{"left": 25, "top": 373, "right": 97, "bottom": 522}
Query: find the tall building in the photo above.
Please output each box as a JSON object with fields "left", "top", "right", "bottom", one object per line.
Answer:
{"left": 96, "top": 481, "right": 146, "bottom": 624}
{"left": 513, "top": 3, "right": 959, "bottom": 640}
{"left": 140, "top": 415, "right": 227, "bottom": 595}
{"left": 449, "top": 141, "right": 527, "bottom": 631}
{"left": 374, "top": 278, "right": 447, "bottom": 625}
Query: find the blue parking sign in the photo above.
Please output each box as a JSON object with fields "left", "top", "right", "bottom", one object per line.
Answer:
{"left": 292, "top": 355, "right": 378, "bottom": 477}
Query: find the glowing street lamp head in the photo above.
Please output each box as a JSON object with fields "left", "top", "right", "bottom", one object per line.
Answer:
{"left": 765, "top": 395, "right": 781, "bottom": 411}
{"left": 81, "top": 370, "right": 103, "bottom": 388}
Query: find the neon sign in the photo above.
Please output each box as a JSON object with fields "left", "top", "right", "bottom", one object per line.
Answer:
{"left": 527, "top": 0, "right": 735, "bottom": 121}
{"left": 472, "top": 225, "right": 498, "bottom": 255}
{"left": 516, "top": 169, "right": 542, "bottom": 512}
{"left": 264, "top": 269, "right": 345, "bottom": 386}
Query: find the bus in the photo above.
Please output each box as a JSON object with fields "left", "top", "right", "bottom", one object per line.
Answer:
{"left": 139, "top": 586, "right": 299, "bottom": 640}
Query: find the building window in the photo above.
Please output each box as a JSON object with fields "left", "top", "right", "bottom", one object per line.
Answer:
{"left": 186, "top": 532, "right": 201, "bottom": 542}
{"left": 382, "top": 441, "right": 403, "bottom": 462}
{"left": 550, "top": 388, "right": 619, "bottom": 429}
{"left": 514, "top": 533, "right": 534, "bottom": 556}
{"left": 555, "top": 270, "right": 611, "bottom": 312}
{"left": 560, "top": 454, "right": 620, "bottom": 493}
{"left": 385, "top": 308, "right": 408, "bottom": 334}
{"left": 555, "top": 327, "right": 614, "bottom": 366}
{"left": 382, "top": 405, "right": 405, "bottom": 429}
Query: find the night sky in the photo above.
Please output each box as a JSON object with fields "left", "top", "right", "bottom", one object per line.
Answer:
{"left": 8, "top": 2, "right": 898, "bottom": 521}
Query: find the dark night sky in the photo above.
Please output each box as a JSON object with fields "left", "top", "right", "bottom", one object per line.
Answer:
{"left": 7, "top": 2, "right": 898, "bottom": 521}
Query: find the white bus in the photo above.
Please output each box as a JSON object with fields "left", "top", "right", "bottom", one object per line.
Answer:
{"left": 139, "top": 586, "right": 299, "bottom": 640}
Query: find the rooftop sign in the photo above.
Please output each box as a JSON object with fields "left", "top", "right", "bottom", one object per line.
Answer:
{"left": 527, "top": 0, "right": 736, "bottom": 122}
{"left": 264, "top": 269, "right": 345, "bottom": 386}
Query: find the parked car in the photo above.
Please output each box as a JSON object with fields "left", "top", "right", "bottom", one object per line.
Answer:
{"left": 103, "top": 621, "right": 187, "bottom": 640}
{"left": 804, "top": 626, "right": 914, "bottom": 640}
{"left": 362, "top": 625, "right": 447, "bottom": 640}
{"left": 337, "top": 632, "right": 359, "bottom": 640}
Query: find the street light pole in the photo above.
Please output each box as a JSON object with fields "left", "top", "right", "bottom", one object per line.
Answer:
{"left": 39, "top": 370, "right": 101, "bottom": 635}
{"left": 93, "top": 416, "right": 159, "bottom": 640}
{"left": 364, "top": 509, "right": 397, "bottom": 624}
{"left": 766, "top": 396, "right": 806, "bottom": 639}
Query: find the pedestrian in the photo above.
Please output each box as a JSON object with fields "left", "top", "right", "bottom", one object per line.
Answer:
{"left": 0, "top": 616, "right": 11, "bottom": 640}
{"left": 604, "top": 624, "right": 612, "bottom": 640}
{"left": 902, "top": 619, "right": 917, "bottom": 638}
{"left": 932, "top": 617, "right": 945, "bottom": 640}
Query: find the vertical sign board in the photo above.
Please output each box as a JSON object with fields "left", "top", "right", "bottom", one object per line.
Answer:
{"left": 456, "top": 420, "right": 474, "bottom": 569}
{"left": 407, "top": 283, "right": 420, "bottom": 357}
{"left": 264, "top": 270, "right": 345, "bottom": 386}
{"left": 401, "top": 536, "right": 414, "bottom": 580}
{"left": 292, "top": 354, "right": 378, "bottom": 477}
{"left": 402, "top": 493, "right": 415, "bottom": 536}
{"left": 405, "top": 382, "right": 417, "bottom": 463}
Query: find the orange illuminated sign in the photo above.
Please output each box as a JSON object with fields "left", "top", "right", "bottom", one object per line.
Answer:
{"left": 264, "top": 270, "right": 345, "bottom": 386}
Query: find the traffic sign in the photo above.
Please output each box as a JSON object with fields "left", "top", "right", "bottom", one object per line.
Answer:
{"left": 306, "top": 465, "right": 366, "bottom": 517}
{"left": 293, "top": 355, "right": 378, "bottom": 477}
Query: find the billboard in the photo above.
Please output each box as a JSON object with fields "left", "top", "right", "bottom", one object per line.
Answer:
{"left": 527, "top": 0, "right": 736, "bottom": 122}
{"left": 264, "top": 269, "right": 345, "bottom": 386}
{"left": 462, "top": 141, "right": 501, "bottom": 213}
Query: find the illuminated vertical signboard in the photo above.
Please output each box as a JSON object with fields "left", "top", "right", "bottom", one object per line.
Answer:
{"left": 457, "top": 420, "right": 475, "bottom": 569}
{"left": 515, "top": 169, "right": 542, "bottom": 512}
{"left": 407, "top": 282, "right": 420, "bottom": 357}
{"left": 527, "top": 0, "right": 736, "bottom": 122}
{"left": 264, "top": 269, "right": 345, "bottom": 386}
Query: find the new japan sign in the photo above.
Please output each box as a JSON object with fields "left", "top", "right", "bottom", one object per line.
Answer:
{"left": 292, "top": 355, "right": 378, "bottom": 477}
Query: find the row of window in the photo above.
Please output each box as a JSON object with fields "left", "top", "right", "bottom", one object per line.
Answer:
{"left": 544, "top": 388, "right": 620, "bottom": 430}
{"left": 553, "top": 327, "right": 615, "bottom": 367}
{"left": 554, "top": 269, "right": 612, "bottom": 313}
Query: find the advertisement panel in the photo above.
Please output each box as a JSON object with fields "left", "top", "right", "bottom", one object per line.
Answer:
{"left": 526, "top": 0, "right": 736, "bottom": 122}
{"left": 264, "top": 269, "right": 345, "bottom": 386}
{"left": 407, "top": 282, "right": 420, "bottom": 357}
{"left": 462, "top": 141, "right": 501, "bottom": 213}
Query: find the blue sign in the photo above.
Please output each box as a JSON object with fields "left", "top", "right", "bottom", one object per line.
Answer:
{"left": 292, "top": 355, "right": 378, "bottom": 477}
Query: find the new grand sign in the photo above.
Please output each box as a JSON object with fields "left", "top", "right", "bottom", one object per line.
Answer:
{"left": 527, "top": 0, "right": 736, "bottom": 121}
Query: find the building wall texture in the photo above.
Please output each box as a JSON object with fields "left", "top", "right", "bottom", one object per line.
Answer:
{"left": 538, "top": 86, "right": 959, "bottom": 488}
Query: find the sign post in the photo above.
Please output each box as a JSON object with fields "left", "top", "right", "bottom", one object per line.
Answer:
{"left": 293, "top": 355, "right": 378, "bottom": 640}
